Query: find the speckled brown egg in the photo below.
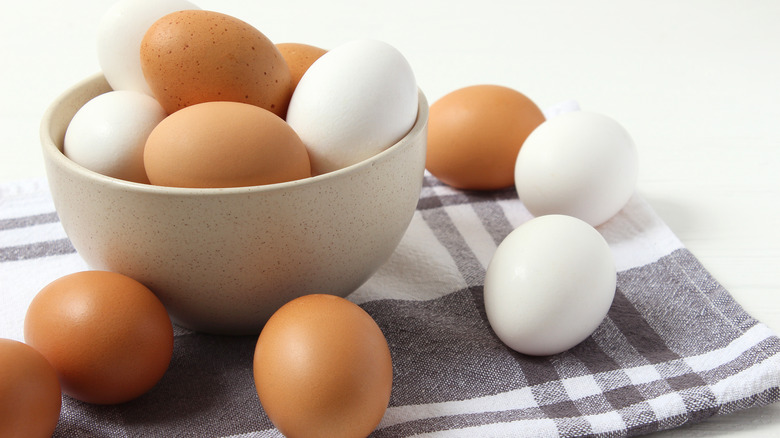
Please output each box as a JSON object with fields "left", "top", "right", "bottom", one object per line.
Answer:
{"left": 24, "top": 271, "right": 174, "bottom": 405}
{"left": 275, "top": 42, "right": 327, "bottom": 92}
{"left": 140, "top": 10, "right": 292, "bottom": 116}
{"left": 144, "top": 101, "right": 311, "bottom": 188}
{"left": 0, "top": 339, "right": 61, "bottom": 438}
{"left": 426, "top": 84, "right": 546, "bottom": 190}
{"left": 253, "top": 294, "right": 393, "bottom": 438}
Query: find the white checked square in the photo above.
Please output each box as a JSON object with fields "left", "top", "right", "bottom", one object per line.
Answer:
{"left": 561, "top": 375, "right": 604, "bottom": 400}
{"left": 647, "top": 392, "right": 687, "bottom": 421}
{"left": 584, "top": 410, "right": 627, "bottom": 435}
{"left": 624, "top": 364, "right": 664, "bottom": 386}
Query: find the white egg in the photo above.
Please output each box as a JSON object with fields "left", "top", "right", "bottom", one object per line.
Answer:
{"left": 97, "top": 0, "right": 200, "bottom": 95}
{"left": 514, "top": 111, "right": 638, "bottom": 227}
{"left": 483, "top": 214, "right": 616, "bottom": 356}
{"left": 64, "top": 90, "right": 166, "bottom": 183}
{"left": 285, "top": 39, "right": 418, "bottom": 175}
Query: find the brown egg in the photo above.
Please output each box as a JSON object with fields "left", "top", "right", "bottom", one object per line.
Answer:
{"left": 0, "top": 339, "right": 61, "bottom": 437}
{"left": 24, "top": 271, "right": 174, "bottom": 405}
{"left": 140, "top": 10, "right": 292, "bottom": 117}
{"left": 144, "top": 101, "right": 311, "bottom": 188}
{"left": 426, "top": 84, "right": 546, "bottom": 190}
{"left": 275, "top": 42, "right": 327, "bottom": 92}
{"left": 254, "top": 294, "right": 393, "bottom": 438}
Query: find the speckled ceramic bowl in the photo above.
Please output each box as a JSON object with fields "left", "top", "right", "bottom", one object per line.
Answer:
{"left": 40, "top": 73, "right": 428, "bottom": 335}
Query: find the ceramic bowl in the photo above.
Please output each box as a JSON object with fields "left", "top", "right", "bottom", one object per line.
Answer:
{"left": 40, "top": 73, "right": 428, "bottom": 335}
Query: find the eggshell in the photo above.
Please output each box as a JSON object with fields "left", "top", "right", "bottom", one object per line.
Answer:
{"left": 144, "top": 101, "right": 311, "bottom": 188}
{"left": 276, "top": 42, "right": 327, "bottom": 93}
{"left": 254, "top": 294, "right": 393, "bottom": 438}
{"left": 426, "top": 84, "right": 545, "bottom": 191}
{"left": 484, "top": 215, "right": 616, "bottom": 356}
{"left": 97, "top": 0, "right": 200, "bottom": 95}
{"left": 0, "top": 339, "right": 61, "bottom": 438}
{"left": 24, "top": 270, "right": 174, "bottom": 405}
{"left": 286, "top": 38, "right": 418, "bottom": 175}
{"left": 64, "top": 90, "right": 166, "bottom": 183}
{"left": 140, "top": 10, "right": 292, "bottom": 116}
{"left": 514, "top": 111, "right": 639, "bottom": 226}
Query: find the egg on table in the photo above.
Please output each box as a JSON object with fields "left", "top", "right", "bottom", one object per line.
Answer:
{"left": 24, "top": 270, "right": 174, "bottom": 405}
{"left": 0, "top": 338, "right": 62, "bottom": 438}
{"left": 483, "top": 214, "right": 616, "bottom": 356}
{"left": 253, "top": 294, "right": 393, "bottom": 438}
{"left": 514, "top": 111, "right": 639, "bottom": 226}
{"left": 426, "top": 84, "right": 546, "bottom": 190}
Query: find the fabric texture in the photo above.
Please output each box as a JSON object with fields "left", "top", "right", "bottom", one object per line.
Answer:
{"left": 2, "top": 174, "right": 779, "bottom": 438}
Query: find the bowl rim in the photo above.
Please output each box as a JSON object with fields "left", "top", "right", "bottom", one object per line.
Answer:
{"left": 40, "top": 72, "right": 428, "bottom": 197}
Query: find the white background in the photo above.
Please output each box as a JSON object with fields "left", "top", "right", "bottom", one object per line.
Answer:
{"left": 1, "top": 0, "right": 778, "bottom": 436}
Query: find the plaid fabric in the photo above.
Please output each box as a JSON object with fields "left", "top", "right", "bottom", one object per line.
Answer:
{"left": 2, "top": 175, "right": 779, "bottom": 437}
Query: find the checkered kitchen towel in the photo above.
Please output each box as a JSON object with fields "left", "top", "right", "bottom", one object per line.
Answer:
{"left": 2, "top": 173, "right": 779, "bottom": 437}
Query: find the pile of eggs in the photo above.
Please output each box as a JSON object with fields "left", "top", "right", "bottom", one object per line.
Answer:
{"left": 5, "top": 0, "right": 406, "bottom": 437}
{"left": 64, "top": 0, "right": 418, "bottom": 188}
{"left": 4, "top": 1, "right": 641, "bottom": 437}
{"left": 426, "top": 84, "right": 638, "bottom": 357}
{"left": 426, "top": 84, "right": 638, "bottom": 228}
{"left": 3, "top": 268, "right": 393, "bottom": 438}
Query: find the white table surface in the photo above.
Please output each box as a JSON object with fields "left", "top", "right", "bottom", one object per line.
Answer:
{"left": 2, "top": 1, "right": 778, "bottom": 436}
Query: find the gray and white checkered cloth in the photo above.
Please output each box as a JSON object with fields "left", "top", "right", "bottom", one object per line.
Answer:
{"left": 2, "top": 174, "right": 779, "bottom": 437}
